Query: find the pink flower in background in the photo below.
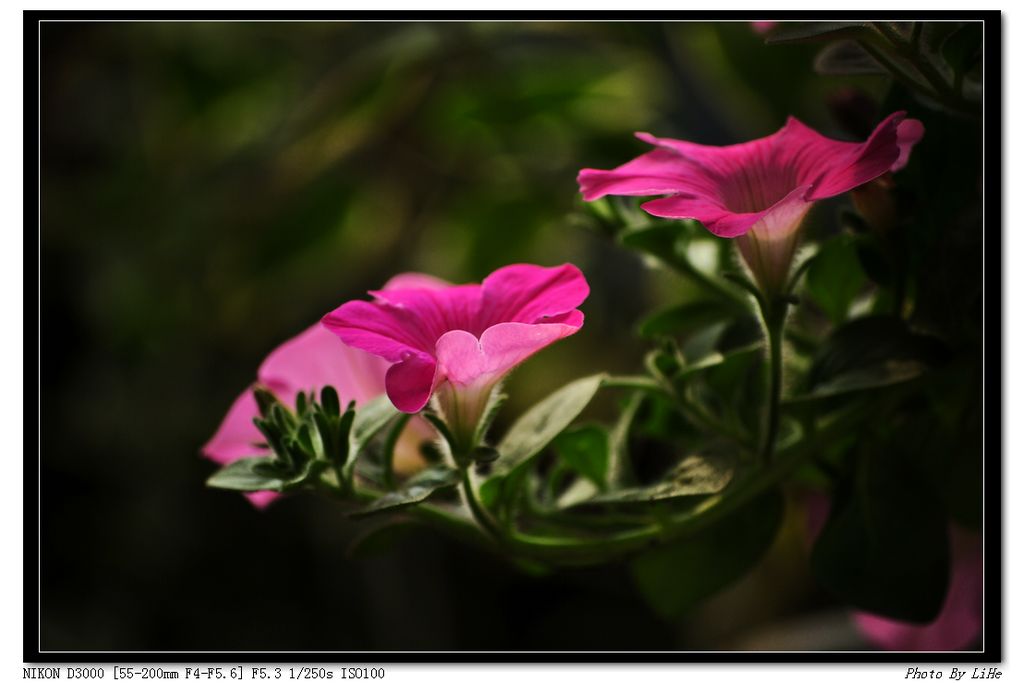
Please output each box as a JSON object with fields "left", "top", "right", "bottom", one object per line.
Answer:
{"left": 803, "top": 493, "right": 982, "bottom": 651}
{"left": 854, "top": 527, "right": 983, "bottom": 651}
{"left": 577, "top": 112, "right": 923, "bottom": 292}
{"left": 322, "top": 264, "right": 588, "bottom": 449}
{"left": 751, "top": 21, "right": 778, "bottom": 35}
{"left": 203, "top": 274, "right": 444, "bottom": 507}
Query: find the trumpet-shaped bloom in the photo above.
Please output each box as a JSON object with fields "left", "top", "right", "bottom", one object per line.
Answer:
{"left": 203, "top": 274, "right": 443, "bottom": 507}
{"left": 854, "top": 527, "right": 983, "bottom": 651}
{"left": 803, "top": 493, "right": 982, "bottom": 651}
{"left": 578, "top": 112, "right": 924, "bottom": 292}
{"left": 321, "top": 264, "right": 588, "bottom": 446}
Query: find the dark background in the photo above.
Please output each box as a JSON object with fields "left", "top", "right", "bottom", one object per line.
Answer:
{"left": 40, "top": 20, "right": 899, "bottom": 651}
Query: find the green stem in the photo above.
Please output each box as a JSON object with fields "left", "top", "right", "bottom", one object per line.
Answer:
{"left": 381, "top": 413, "right": 411, "bottom": 490}
{"left": 865, "top": 23, "right": 977, "bottom": 115}
{"left": 758, "top": 298, "right": 787, "bottom": 465}
{"left": 676, "top": 256, "right": 750, "bottom": 310}
{"left": 460, "top": 466, "right": 506, "bottom": 542}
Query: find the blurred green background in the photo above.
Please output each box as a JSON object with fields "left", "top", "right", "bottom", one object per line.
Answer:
{"left": 41, "top": 21, "right": 895, "bottom": 650}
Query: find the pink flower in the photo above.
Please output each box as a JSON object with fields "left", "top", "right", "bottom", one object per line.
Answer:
{"left": 577, "top": 112, "right": 924, "bottom": 293}
{"left": 321, "top": 264, "right": 589, "bottom": 451}
{"left": 803, "top": 493, "right": 982, "bottom": 651}
{"left": 751, "top": 21, "right": 778, "bottom": 35}
{"left": 203, "top": 274, "right": 444, "bottom": 507}
{"left": 854, "top": 527, "right": 983, "bottom": 651}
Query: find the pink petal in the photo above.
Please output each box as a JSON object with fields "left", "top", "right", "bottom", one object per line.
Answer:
{"left": 368, "top": 284, "right": 484, "bottom": 338}
{"left": 640, "top": 194, "right": 761, "bottom": 238}
{"left": 480, "top": 263, "right": 590, "bottom": 327}
{"left": 202, "top": 389, "right": 267, "bottom": 466}
{"left": 385, "top": 351, "right": 439, "bottom": 413}
{"left": 435, "top": 320, "right": 584, "bottom": 388}
{"left": 382, "top": 272, "right": 450, "bottom": 290}
{"left": 577, "top": 113, "right": 923, "bottom": 241}
{"left": 855, "top": 528, "right": 982, "bottom": 651}
{"left": 259, "top": 323, "right": 388, "bottom": 406}
{"left": 577, "top": 148, "right": 701, "bottom": 201}
{"left": 201, "top": 390, "right": 282, "bottom": 509}
{"left": 245, "top": 490, "right": 280, "bottom": 509}
{"left": 893, "top": 118, "right": 926, "bottom": 171}
{"left": 780, "top": 112, "right": 923, "bottom": 200}
{"left": 735, "top": 187, "right": 814, "bottom": 291}
{"left": 322, "top": 299, "right": 437, "bottom": 361}
{"left": 206, "top": 323, "right": 396, "bottom": 509}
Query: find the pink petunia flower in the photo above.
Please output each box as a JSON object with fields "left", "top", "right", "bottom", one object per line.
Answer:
{"left": 321, "top": 264, "right": 589, "bottom": 453}
{"left": 854, "top": 527, "right": 983, "bottom": 651}
{"left": 803, "top": 493, "right": 982, "bottom": 651}
{"left": 203, "top": 274, "right": 444, "bottom": 507}
{"left": 577, "top": 112, "right": 924, "bottom": 293}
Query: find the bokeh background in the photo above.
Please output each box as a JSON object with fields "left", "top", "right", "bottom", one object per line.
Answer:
{"left": 41, "top": 21, "right": 914, "bottom": 651}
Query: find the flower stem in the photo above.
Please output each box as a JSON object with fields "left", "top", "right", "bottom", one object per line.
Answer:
{"left": 758, "top": 298, "right": 787, "bottom": 465}
{"left": 460, "top": 466, "right": 506, "bottom": 542}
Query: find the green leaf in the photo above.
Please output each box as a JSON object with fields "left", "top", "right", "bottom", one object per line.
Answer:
{"left": 473, "top": 391, "right": 508, "bottom": 448}
{"left": 349, "top": 394, "right": 401, "bottom": 458}
{"left": 582, "top": 453, "right": 734, "bottom": 505}
{"left": 482, "top": 373, "right": 606, "bottom": 506}
{"left": 941, "top": 22, "right": 982, "bottom": 75}
{"left": 630, "top": 489, "right": 783, "bottom": 620}
{"left": 494, "top": 373, "right": 606, "bottom": 475}
{"left": 805, "top": 235, "right": 867, "bottom": 324}
{"left": 800, "top": 316, "right": 946, "bottom": 400}
{"left": 552, "top": 425, "right": 609, "bottom": 488}
{"left": 351, "top": 465, "right": 460, "bottom": 518}
{"left": 637, "top": 300, "right": 733, "bottom": 339}
{"left": 618, "top": 222, "right": 686, "bottom": 265}
{"left": 320, "top": 385, "right": 341, "bottom": 417}
{"left": 607, "top": 391, "right": 643, "bottom": 487}
{"left": 206, "top": 456, "right": 321, "bottom": 492}
{"left": 814, "top": 40, "right": 887, "bottom": 76}
{"left": 765, "top": 22, "right": 876, "bottom": 45}
{"left": 422, "top": 412, "right": 459, "bottom": 453}
{"left": 811, "top": 440, "right": 950, "bottom": 622}
{"left": 347, "top": 522, "right": 420, "bottom": 558}
{"left": 252, "top": 385, "right": 279, "bottom": 417}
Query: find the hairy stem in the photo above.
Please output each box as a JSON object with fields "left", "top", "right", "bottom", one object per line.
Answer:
{"left": 758, "top": 298, "right": 787, "bottom": 465}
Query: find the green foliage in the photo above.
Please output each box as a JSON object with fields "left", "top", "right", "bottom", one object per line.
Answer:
{"left": 584, "top": 454, "right": 734, "bottom": 505}
{"left": 351, "top": 465, "right": 461, "bottom": 518}
{"left": 630, "top": 489, "right": 784, "bottom": 620}
{"left": 801, "top": 316, "right": 946, "bottom": 400}
{"left": 482, "top": 374, "right": 607, "bottom": 506}
{"left": 553, "top": 426, "right": 610, "bottom": 489}
{"left": 811, "top": 433, "right": 950, "bottom": 622}
{"left": 804, "top": 235, "right": 868, "bottom": 324}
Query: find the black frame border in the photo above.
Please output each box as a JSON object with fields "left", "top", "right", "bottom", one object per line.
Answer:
{"left": 24, "top": 8, "right": 1004, "bottom": 664}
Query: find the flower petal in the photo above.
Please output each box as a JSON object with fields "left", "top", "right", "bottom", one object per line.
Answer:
{"left": 892, "top": 118, "right": 925, "bottom": 172}
{"left": 779, "top": 112, "right": 923, "bottom": 200}
{"left": 854, "top": 528, "right": 982, "bottom": 651}
{"left": 735, "top": 186, "right": 814, "bottom": 290}
{"left": 480, "top": 263, "right": 590, "bottom": 326}
{"left": 202, "top": 389, "right": 266, "bottom": 465}
{"left": 435, "top": 320, "right": 584, "bottom": 388}
{"left": 385, "top": 351, "right": 439, "bottom": 413}
{"left": 577, "top": 148, "right": 699, "bottom": 201}
{"left": 640, "top": 194, "right": 761, "bottom": 238}
{"left": 259, "top": 324, "right": 388, "bottom": 406}
{"left": 322, "top": 299, "right": 436, "bottom": 361}
{"left": 245, "top": 490, "right": 280, "bottom": 509}
{"left": 368, "top": 284, "right": 484, "bottom": 338}
{"left": 382, "top": 272, "right": 450, "bottom": 290}
{"left": 201, "top": 389, "right": 282, "bottom": 509}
